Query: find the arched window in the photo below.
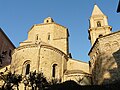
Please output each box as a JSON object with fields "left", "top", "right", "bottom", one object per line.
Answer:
{"left": 36, "top": 34, "right": 39, "bottom": 40}
{"left": 48, "top": 33, "right": 50, "bottom": 40}
{"left": 52, "top": 64, "right": 57, "bottom": 78}
{"left": 26, "top": 64, "right": 30, "bottom": 75}
{"left": 22, "top": 60, "right": 31, "bottom": 75}
{"left": 97, "top": 21, "right": 101, "bottom": 27}
{"left": 89, "top": 61, "right": 91, "bottom": 67}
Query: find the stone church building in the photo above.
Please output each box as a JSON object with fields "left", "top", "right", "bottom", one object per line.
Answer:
{"left": 0, "top": 4, "right": 120, "bottom": 88}
{"left": 10, "top": 16, "right": 90, "bottom": 85}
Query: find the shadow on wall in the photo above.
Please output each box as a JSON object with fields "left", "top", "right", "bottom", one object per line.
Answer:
{"left": 92, "top": 49, "right": 120, "bottom": 85}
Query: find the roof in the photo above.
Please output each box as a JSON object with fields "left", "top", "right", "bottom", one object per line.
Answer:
{"left": 92, "top": 4, "right": 104, "bottom": 16}
{"left": 0, "top": 28, "right": 15, "bottom": 48}
{"left": 28, "top": 17, "right": 68, "bottom": 33}
{"left": 69, "top": 58, "right": 88, "bottom": 64}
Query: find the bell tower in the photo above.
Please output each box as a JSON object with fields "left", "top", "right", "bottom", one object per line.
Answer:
{"left": 88, "top": 5, "right": 112, "bottom": 46}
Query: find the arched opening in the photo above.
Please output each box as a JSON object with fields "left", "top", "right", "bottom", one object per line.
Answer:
{"left": 97, "top": 21, "right": 101, "bottom": 27}
{"left": 48, "top": 33, "right": 50, "bottom": 40}
{"left": 89, "top": 61, "right": 91, "bottom": 67}
{"left": 22, "top": 60, "right": 31, "bottom": 75}
{"left": 52, "top": 64, "right": 57, "bottom": 78}
{"left": 26, "top": 64, "right": 30, "bottom": 75}
{"left": 46, "top": 20, "right": 49, "bottom": 23}
{"left": 36, "top": 34, "right": 38, "bottom": 40}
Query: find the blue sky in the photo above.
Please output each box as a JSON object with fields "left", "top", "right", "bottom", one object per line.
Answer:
{"left": 0, "top": 0, "right": 120, "bottom": 62}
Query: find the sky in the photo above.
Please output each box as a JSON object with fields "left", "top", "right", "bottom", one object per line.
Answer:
{"left": 0, "top": 0, "right": 120, "bottom": 62}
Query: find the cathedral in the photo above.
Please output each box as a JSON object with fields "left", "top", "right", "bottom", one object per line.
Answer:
{"left": 0, "top": 4, "right": 120, "bottom": 88}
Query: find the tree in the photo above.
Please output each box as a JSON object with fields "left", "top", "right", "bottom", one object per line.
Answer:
{"left": 0, "top": 71, "right": 22, "bottom": 90}
{"left": 24, "top": 71, "right": 48, "bottom": 90}
{"left": 48, "top": 78, "right": 61, "bottom": 85}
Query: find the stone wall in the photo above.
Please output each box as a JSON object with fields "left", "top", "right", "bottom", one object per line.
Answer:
{"left": 11, "top": 43, "right": 68, "bottom": 81}
{"left": 20, "top": 17, "right": 69, "bottom": 55}
{"left": 67, "top": 58, "right": 89, "bottom": 73}
{"left": 89, "top": 31, "right": 120, "bottom": 85}
{"left": 63, "top": 58, "right": 91, "bottom": 85}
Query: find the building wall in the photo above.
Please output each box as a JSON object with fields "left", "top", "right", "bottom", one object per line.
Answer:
{"left": 63, "top": 58, "right": 90, "bottom": 85}
{"left": 64, "top": 73, "right": 91, "bottom": 85}
{"left": 39, "top": 45, "right": 67, "bottom": 81}
{"left": 11, "top": 44, "right": 39, "bottom": 74}
{"left": 89, "top": 31, "right": 120, "bottom": 85}
{"left": 0, "top": 28, "right": 15, "bottom": 68}
{"left": 20, "top": 17, "right": 69, "bottom": 55}
{"left": 67, "top": 58, "right": 89, "bottom": 73}
{"left": 11, "top": 43, "right": 68, "bottom": 81}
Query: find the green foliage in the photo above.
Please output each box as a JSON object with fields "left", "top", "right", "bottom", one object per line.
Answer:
{"left": 0, "top": 71, "right": 58, "bottom": 90}
{"left": 0, "top": 72, "right": 22, "bottom": 90}
{"left": 23, "top": 71, "right": 49, "bottom": 90}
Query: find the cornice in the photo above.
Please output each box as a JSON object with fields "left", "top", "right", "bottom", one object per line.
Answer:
{"left": 13, "top": 43, "right": 68, "bottom": 59}
{"left": 89, "top": 26, "right": 112, "bottom": 31}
